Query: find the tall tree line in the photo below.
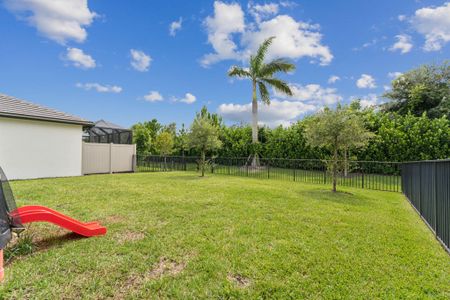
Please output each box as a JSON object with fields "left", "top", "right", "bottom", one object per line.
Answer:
{"left": 132, "top": 61, "right": 449, "bottom": 162}
{"left": 132, "top": 104, "right": 450, "bottom": 162}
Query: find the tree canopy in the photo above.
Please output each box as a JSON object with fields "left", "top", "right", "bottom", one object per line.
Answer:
{"left": 131, "top": 118, "right": 162, "bottom": 154}
{"left": 304, "top": 104, "right": 374, "bottom": 191}
{"left": 188, "top": 114, "right": 222, "bottom": 176}
{"left": 131, "top": 62, "right": 450, "bottom": 167}
{"left": 383, "top": 61, "right": 449, "bottom": 119}
{"left": 154, "top": 131, "right": 174, "bottom": 156}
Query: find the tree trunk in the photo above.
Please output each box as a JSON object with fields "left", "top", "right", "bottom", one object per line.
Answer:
{"left": 201, "top": 150, "right": 205, "bottom": 177}
{"left": 251, "top": 80, "right": 259, "bottom": 167}
{"left": 251, "top": 80, "right": 258, "bottom": 144}
{"left": 332, "top": 146, "right": 338, "bottom": 192}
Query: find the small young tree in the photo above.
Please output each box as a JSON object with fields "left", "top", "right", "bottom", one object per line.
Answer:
{"left": 188, "top": 115, "right": 222, "bottom": 177}
{"left": 155, "top": 131, "right": 174, "bottom": 169}
{"left": 155, "top": 131, "right": 174, "bottom": 156}
{"left": 304, "top": 105, "right": 373, "bottom": 192}
{"left": 176, "top": 123, "right": 189, "bottom": 157}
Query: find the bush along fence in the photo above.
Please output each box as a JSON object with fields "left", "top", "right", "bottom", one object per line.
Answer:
{"left": 136, "top": 155, "right": 402, "bottom": 192}
{"left": 402, "top": 160, "right": 450, "bottom": 252}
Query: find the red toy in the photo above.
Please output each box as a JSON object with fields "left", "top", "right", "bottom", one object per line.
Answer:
{"left": 0, "top": 167, "right": 106, "bottom": 281}
{"left": 13, "top": 205, "right": 107, "bottom": 237}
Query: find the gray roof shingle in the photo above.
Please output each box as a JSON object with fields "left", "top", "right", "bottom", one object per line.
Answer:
{"left": 94, "top": 119, "right": 128, "bottom": 130}
{"left": 0, "top": 93, "right": 93, "bottom": 126}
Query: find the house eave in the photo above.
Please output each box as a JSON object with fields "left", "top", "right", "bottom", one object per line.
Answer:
{"left": 0, "top": 112, "right": 94, "bottom": 128}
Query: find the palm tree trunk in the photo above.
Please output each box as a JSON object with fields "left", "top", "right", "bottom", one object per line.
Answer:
{"left": 251, "top": 80, "right": 258, "bottom": 144}
{"left": 251, "top": 80, "right": 259, "bottom": 167}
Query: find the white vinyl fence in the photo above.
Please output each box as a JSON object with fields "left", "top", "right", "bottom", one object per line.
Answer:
{"left": 82, "top": 142, "right": 136, "bottom": 175}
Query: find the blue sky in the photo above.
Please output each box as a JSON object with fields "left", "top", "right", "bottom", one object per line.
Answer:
{"left": 0, "top": 0, "right": 449, "bottom": 128}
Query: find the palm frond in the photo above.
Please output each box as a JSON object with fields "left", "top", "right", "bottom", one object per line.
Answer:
{"left": 261, "top": 78, "right": 293, "bottom": 96}
{"left": 228, "top": 66, "right": 252, "bottom": 78}
{"left": 259, "top": 58, "right": 296, "bottom": 77}
{"left": 252, "top": 36, "right": 276, "bottom": 73}
{"left": 258, "top": 81, "right": 271, "bottom": 104}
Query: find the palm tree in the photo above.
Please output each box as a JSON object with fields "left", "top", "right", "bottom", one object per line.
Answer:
{"left": 228, "top": 36, "right": 295, "bottom": 165}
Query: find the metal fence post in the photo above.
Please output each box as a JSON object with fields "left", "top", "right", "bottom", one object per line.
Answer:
{"left": 361, "top": 170, "right": 365, "bottom": 189}
{"left": 418, "top": 163, "right": 422, "bottom": 214}
{"left": 134, "top": 155, "right": 404, "bottom": 193}
{"left": 434, "top": 161, "right": 438, "bottom": 234}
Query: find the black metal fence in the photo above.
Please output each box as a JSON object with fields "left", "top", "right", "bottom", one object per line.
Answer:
{"left": 402, "top": 160, "right": 450, "bottom": 252}
{"left": 136, "top": 155, "right": 402, "bottom": 192}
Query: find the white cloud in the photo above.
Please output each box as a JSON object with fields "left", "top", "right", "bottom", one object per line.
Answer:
{"left": 279, "top": 1, "right": 297, "bottom": 8}
{"left": 389, "top": 34, "right": 413, "bottom": 54}
{"left": 383, "top": 85, "right": 391, "bottom": 91}
{"left": 242, "top": 15, "right": 333, "bottom": 65}
{"left": 64, "top": 47, "right": 96, "bottom": 69}
{"left": 201, "top": 1, "right": 245, "bottom": 66}
{"left": 177, "top": 93, "right": 197, "bottom": 104}
{"left": 169, "top": 18, "right": 182, "bottom": 36}
{"left": 219, "top": 82, "right": 342, "bottom": 127}
{"left": 411, "top": 2, "right": 450, "bottom": 51}
{"left": 356, "top": 74, "right": 376, "bottom": 89}
{"left": 248, "top": 2, "right": 279, "bottom": 23}
{"left": 352, "top": 38, "right": 380, "bottom": 51}
{"left": 398, "top": 15, "right": 407, "bottom": 21}
{"left": 76, "top": 82, "right": 122, "bottom": 93}
{"left": 202, "top": 1, "right": 332, "bottom": 67}
{"left": 388, "top": 72, "right": 403, "bottom": 79}
{"left": 143, "top": 91, "right": 163, "bottom": 102}
{"left": 218, "top": 100, "right": 316, "bottom": 127}
{"left": 4, "top": 0, "right": 97, "bottom": 44}
{"left": 130, "top": 49, "right": 151, "bottom": 72}
{"left": 328, "top": 75, "right": 340, "bottom": 84}
{"left": 359, "top": 94, "right": 379, "bottom": 108}
{"left": 275, "top": 84, "right": 343, "bottom": 106}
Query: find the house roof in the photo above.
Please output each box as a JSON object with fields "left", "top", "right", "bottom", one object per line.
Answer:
{"left": 94, "top": 119, "right": 130, "bottom": 131}
{"left": 0, "top": 93, "right": 93, "bottom": 126}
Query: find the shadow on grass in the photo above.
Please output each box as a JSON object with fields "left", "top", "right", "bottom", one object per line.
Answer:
{"left": 34, "top": 232, "right": 84, "bottom": 251}
{"left": 297, "top": 189, "right": 369, "bottom": 206}
{"left": 5, "top": 232, "right": 84, "bottom": 265}
{"left": 165, "top": 175, "right": 211, "bottom": 181}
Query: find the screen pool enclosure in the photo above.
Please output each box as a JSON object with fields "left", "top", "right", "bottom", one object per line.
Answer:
{"left": 83, "top": 119, "right": 132, "bottom": 144}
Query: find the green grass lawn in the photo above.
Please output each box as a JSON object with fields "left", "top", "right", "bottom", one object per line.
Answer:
{"left": 1, "top": 172, "right": 449, "bottom": 299}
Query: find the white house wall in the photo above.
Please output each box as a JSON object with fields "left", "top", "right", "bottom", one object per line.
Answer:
{"left": 0, "top": 117, "right": 83, "bottom": 180}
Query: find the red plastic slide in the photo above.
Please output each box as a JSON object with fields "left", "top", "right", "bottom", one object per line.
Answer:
{"left": 14, "top": 205, "right": 107, "bottom": 237}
